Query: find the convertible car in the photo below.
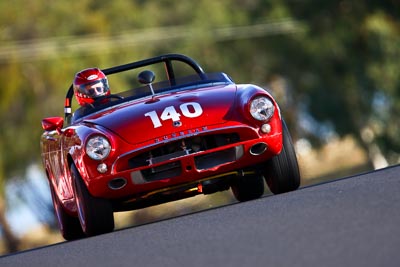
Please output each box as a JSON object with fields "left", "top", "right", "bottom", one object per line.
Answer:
{"left": 41, "top": 54, "right": 300, "bottom": 240}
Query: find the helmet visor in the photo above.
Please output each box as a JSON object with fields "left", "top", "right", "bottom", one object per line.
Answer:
{"left": 78, "top": 78, "right": 109, "bottom": 98}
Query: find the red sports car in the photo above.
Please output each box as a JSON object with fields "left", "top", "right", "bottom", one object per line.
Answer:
{"left": 41, "top": 54, "right": 300, "bottom": 240}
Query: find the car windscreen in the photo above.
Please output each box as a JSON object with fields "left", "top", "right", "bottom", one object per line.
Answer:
{"left": 117, "top": 72, "right": 233, "bottom": 99}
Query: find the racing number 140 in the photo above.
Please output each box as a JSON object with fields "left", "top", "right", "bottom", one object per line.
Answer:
{"left": 144, "top": 102, "right": 203, "bottom": 128}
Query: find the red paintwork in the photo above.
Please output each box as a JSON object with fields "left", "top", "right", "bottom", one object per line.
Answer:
{"left": 84, "top": 85, "right": 235, "bottom": 145}
{"left": 41, "top": 56, "right": 284, "bottom": 216}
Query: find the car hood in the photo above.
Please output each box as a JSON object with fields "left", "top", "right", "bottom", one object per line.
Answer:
{"left": 83, "top": 84, "right": 237, "bottom": 145}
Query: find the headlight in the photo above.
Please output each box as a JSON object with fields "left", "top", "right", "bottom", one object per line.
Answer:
{"left": 86, "top": 135, "right": 111, "bottom": 160}
{"left": 250, "top": 96, "right": 275, "bottom": 121}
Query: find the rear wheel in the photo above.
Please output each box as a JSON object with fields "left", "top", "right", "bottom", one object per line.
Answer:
{"left": 71, "top": 164, "right": 114, "bottom": 237}
{"left": 264, "top": 120, "right": 300, "bottom": 194}
{"left": 49, "top": 184, "right": 84, "bottom": 240}
{"left": 231, "top": 173, "right": 264, "bottom": 202}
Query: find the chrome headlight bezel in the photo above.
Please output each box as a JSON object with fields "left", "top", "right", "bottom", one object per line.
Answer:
{"left": 249, "top": 96, "right": 275, "bottom": 121}
{"left": 85, "top": 135, "right": 111, "bottom": 161}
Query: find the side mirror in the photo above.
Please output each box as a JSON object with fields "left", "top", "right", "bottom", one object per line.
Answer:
{"left": 138, "top": 70, "right": 155, "bottom": 85}
{"left": 42, "top": 117, "right": 64, "bottom": 132}
{"left": 138, "top": 70, "right": 156, "bottom": 97}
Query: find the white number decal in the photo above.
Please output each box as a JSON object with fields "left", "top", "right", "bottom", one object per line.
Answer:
{"left": 144, "top": 111, "right": 162, "bottom": 128}
{"left": 160, "top": 106, "right": 181, "bottom": 122}
{"left": 145, "top": 102, "right": 203, "bottom": 128}
{"left": 180, "top": 102, "right": 202, "bottom": 118}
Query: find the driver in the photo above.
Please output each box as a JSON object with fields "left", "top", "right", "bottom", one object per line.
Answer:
{"left": 73, "top": 67, "right": 111, "bottom": 106}
{"left": 71, "top": 68, "right": 112, "bottom": 122}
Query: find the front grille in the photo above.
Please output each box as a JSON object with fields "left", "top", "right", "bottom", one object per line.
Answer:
{"left": 140, "top": 161, "right": 182, "bottom": 182}
{"left": 128, "top": 133, "right": 240, "bottom": 170}
{"left": 195, "top": 146, "right": 243, "bottom": 170}
{"left": 128, "top": 133, "right": 242, "bottom": 183}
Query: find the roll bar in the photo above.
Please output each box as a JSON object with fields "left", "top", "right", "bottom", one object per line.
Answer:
{"left": 65, "top": 54, "right": 206, "bottom": 120}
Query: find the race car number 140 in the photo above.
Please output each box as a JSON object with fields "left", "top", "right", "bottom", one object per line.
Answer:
{"left": 145, "top": 102, "right": 203, "bottom": 128}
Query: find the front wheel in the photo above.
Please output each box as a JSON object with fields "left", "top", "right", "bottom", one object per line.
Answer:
{"left": 231, "top": 173, "right": 264, "bottom": 202}
{"left": 71, "top": 164, "right": 114, "bottom": 237}
{"left": 264, "top": 120, "right": 300, "bottom": 194}
{"left": 49, "top": 183, "right": 85, "bottom": 241}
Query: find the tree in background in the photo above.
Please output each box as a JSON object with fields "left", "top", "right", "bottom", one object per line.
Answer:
{"left": 283, "top": 1, "right": 400, "bottom": 168}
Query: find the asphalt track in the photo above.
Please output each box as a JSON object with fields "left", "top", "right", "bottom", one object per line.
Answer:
{"left": 1, "top": 165, "right": 400, "bottom": 267}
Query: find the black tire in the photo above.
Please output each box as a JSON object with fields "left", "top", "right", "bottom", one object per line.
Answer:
{"left": 70, "top": 164, "right": 114, "bottom": 237}
{"left": 231, "top": 174, "right": 264, "bottom": 202}
{"left": 264, "top": 120, "right": 300, "bottom": 194}
{"left": 49, "top": 184, "right": 85, "bottom": 241}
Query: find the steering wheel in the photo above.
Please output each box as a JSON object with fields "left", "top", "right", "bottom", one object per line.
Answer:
{"left": 99, "top": 94, "right": 124, "bottom": 101}
{"left": 88, "top": 94, "right": 124, "bottom": 108}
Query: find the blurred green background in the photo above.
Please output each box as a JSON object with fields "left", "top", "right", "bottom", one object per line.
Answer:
{"left": 1, "top": 0, "right": 399, "bottom": 255}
